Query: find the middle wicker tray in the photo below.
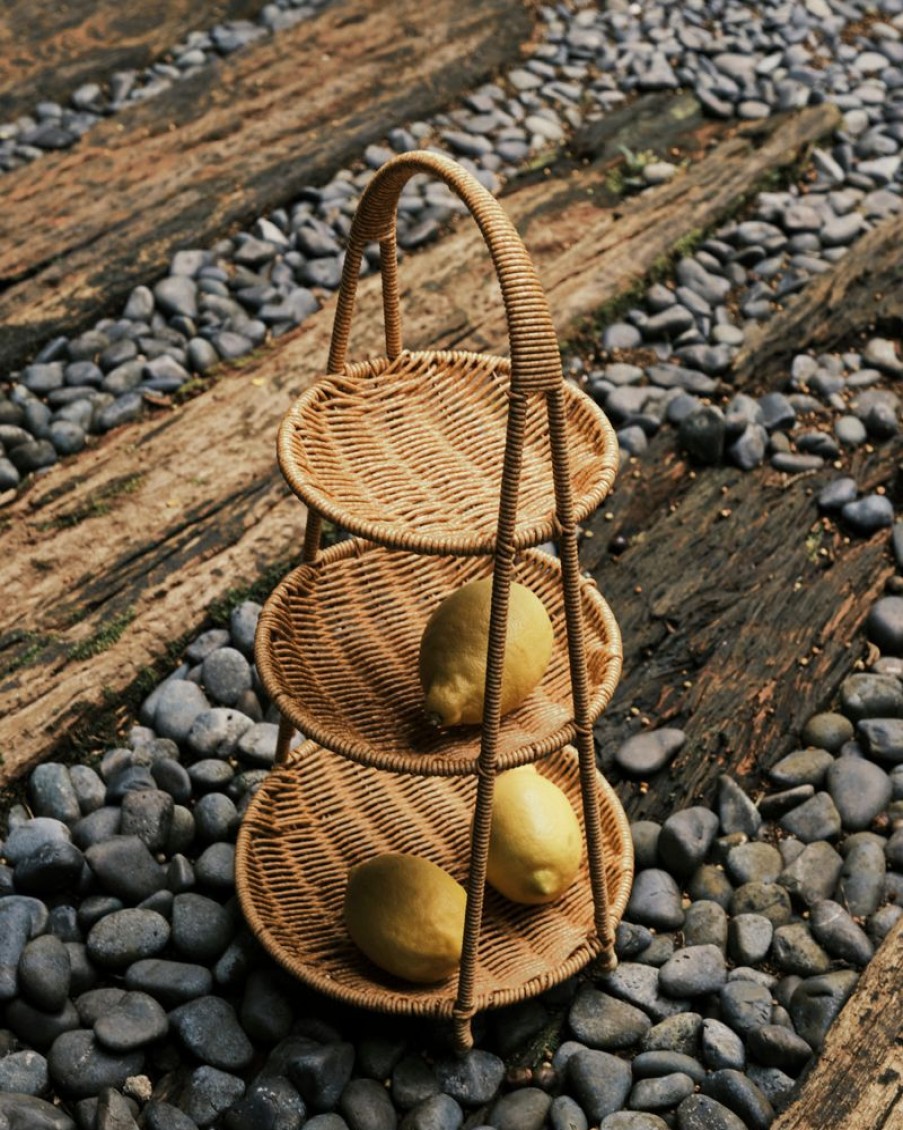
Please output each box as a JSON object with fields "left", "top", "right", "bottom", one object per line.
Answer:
{"left": 255, "top": 540, "right": 622, "bottom": 776}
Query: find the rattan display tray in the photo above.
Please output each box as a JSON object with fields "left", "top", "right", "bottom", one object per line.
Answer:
{"left": 278, "top": 349, "right": 619, "bottom": 556}
{"left": 241, "top": 149, "right": 632, "bottom": 1051}
{"left": 255, "top": 539, "right": 622, "bottom": 776}
{"left": 236, "top": 742, "right": 633, "bottom": 1020}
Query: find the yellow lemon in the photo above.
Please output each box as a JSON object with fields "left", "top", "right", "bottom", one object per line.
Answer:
{"left": 419, "top": 578, "right": 554, "bottom": 726}
{"left": 344, "top": 853, "right": 466, "bottom": 983}
{"left": 487, "top": 765, "right": 582, "bottom": 904}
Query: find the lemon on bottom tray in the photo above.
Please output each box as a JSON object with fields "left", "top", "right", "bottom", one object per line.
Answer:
{"left": 487, "top": 765, "right": 582, "bottom": 905}
{"left": 344, "top": 852, "right": 466, "bottom": 983}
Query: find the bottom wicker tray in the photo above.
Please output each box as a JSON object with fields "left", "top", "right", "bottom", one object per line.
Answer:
{"left": 236, "top": 741, "right": 634, "bottom": 1020}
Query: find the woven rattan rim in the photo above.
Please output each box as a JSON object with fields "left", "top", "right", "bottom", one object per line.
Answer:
{"left": 277, "top": 350, "right": 618, "bottom": 556}
{"left": 255, "top": 540, "right": 622, "bottom": 776}
{"left": 235, "top": 742, "right": 634, "bottom": 1021}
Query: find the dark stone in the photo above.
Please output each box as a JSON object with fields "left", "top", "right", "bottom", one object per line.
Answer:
{"left": 730, "top": 882, "right": 791, "bottom": 925}
{"left": 568, "top": 987, "right": 651, "bottom": 1049}
{"left": 13, "top": 841, "right": 85, "bottom": 897}
{"left": 223, "top": 1078, "right": 306, "bottom": 1130}
{"left": 339, "top": 1077, "right": 401, "bottom": 1130}
{"left": 239, "top": 967, "right": 297, "bottom": 1045}
{"left": 94, "top": 991, "right": 169, "bottom": 1052}
{"left": 701, "top": 1070, "right": 774, "bottom": 1130}
{"left": 719, "top": 980, "right": 773, "bottom": 1037}
{"left": 18, "top": 934, "right": 71, "bottom": 1011}
{"left": 779, "top": 792, "right": 842, "bottom": 841}
{"left": 717, "top": 775, "right": 761, "bottom": 837}
{"left": 171, "top": 893, "right": 235, "bottom": 962}
{"left": 143, "top": 1101, "right": 201, "bottom": 1130}
{"left": 747, "top": 1025, "right": 812, "bottom": 1074}
{"left": 124, "top": 958, "right": 212, "bottom": 1005}
{"left": 658, "top": 807, "right": 719, "bottom": 876}
{"left": 179, "top": 1065, "right": 246, "bottom": 1128}
{"left": 858, "top": 718, "right": 903, "bottom": 763}
{"left": 566, "top": 1048, "right": 632, "bottom": 1124}
{"left": 625, "top": 869, "right": 685, "bottom": 930}
{"left": 677, "top": 1094, "right": 748, "bottom": 1130}
{"left": 47, "top": 1030, "right": 144, "bottom": 1099}
{"left": 170, "top": 996, "right": 254, "bottom": 1071}
{"left": 86, "top": 909, "right": 170, "bottom": 969}
{"left": 615, "top": 730, "right": 685, "bottom": 776}
{"left": 0, "top": 1093, "right": 76, "bottom": 1129}
{"left": 85, "top": 838, "right": 165, "bottom": 903}
{"left": 287, "top": 1042, "right": 356, "bottom": 1112}
{"left": 678, "top": 407, "right": 725, "bottom": 464}
{"left": 5, "top": 997, "right": 81, "bottom": 1052}
{"left": 434, "top": 1050, "right": 505, "bottom": 1107}
{"left": 826, "top": 755, "right": 892, "bottom": 830}
{"left": 867, "top": 597, "right": 903, "bottom": 655}
{"left": 788, "top": 970, "right": 859, "bottom": 1050}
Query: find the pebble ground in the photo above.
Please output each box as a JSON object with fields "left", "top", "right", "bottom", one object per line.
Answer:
{"left": 2, "top": 0, "right": 903, "bottom": 1128}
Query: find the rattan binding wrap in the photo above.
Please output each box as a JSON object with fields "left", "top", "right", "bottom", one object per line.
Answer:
{"left": 239, "top": 150, "right": 632, "bottom": 1052}
{"left": 236, "top": 743, "right": 634, "bottom": 1018}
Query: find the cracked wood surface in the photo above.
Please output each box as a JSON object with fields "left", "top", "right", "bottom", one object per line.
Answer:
{"left": 0, "top": 0, "right": 261, "bottom": 121}
{"left": 0, "top": 0, "right": 535, "bottom": 371}
{"left": 0, "top": 102, "right": 839, "bottom": 784}
{"left": 584, "top": 431, "right": 898, "bottom": 823}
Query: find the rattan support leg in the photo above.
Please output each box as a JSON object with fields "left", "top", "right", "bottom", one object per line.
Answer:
{"left": 452, "top": 392, "right": 529, "bottom": 1054}
{"left": 546, "top": 388, "right": 616, "bottom": 967}
{"left": 274, "top": 714, "right": 294, "bottom": 767}
{"left": 302, "top": 508, "right": 323, "bottom": 563}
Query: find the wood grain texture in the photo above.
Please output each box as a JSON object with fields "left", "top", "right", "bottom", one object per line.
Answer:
{"left": 0, "top": 0, "right": 534, "bottom": 370}
{"left": 771, "top": 918, "right": 903, "bottom": 1130}
{"left": 0, "top": 0, "right": 261, "bottom": 121}
{"left": 0, "top": 103, "right": 841, "bottom": 783}
{"left": 583, "top": 431, "right": 898, "bottom": 822}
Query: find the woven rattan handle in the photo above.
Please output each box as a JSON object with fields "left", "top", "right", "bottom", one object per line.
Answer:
{"left": 326, "top": 150, "right": 563, "bottom": 394}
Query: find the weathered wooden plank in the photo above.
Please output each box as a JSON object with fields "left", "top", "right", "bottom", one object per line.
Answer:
{"left": 583, "top": 430, "right": 898, "bottom": 823}
{"left": 733, "top": 208, "right": 903, "bottom": 391}
{"left": 771, "top": 917, "right": 903, "bottom": 1130}
{"left": 0, "top": 102, "right": 838, "bottom": 784}
{"left": 0, "top": 0, "right": 261, "bottom": 122}
{"left": 0, "top": 0, "right": 535, "bottom": 371}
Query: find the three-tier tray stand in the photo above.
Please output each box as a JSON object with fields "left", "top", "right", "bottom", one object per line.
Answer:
{"left": 236, "top": 151, "right": 634, "bottom": 1052}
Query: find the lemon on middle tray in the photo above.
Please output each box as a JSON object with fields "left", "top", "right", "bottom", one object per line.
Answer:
{"left": 418, "top": 577, "right": 554, "bottom": 727}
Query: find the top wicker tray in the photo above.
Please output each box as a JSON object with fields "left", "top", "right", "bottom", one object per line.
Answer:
{"left": 278, "top": 348, "right": 618, "bottom": 556}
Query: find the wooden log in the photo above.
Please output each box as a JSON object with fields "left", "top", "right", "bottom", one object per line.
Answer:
{"left": 733, "top": 208, "right": 903, "bottom": 391}
{"left": 583, "top": 431, "right": 898, "bottom": 824}
{"left": 0, "top": 102, "right": 839, "bottom": 785}
{"left": 0, "top": 0, "right": 261, "bottom": 122}
{"left": 770, "top": 917, "right": 903, "bottom": 1130}
{"left": 0, "top": 0, "right": 535, "bottom": 371}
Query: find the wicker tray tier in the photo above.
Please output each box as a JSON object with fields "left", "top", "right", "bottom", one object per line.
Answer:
{"left": 236, "top": 742, "right": 633, "bottom": 1021}
{"left": 255, "top": 539, "right": 622, "bottom": 776}
{"left": 278, "top": 350, "right": 619, "bottom": 556}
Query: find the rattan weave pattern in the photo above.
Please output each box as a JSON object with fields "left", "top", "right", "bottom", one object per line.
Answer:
{"left": 241, "top": 150, "right": 631, "bottom": 1049}
{"left": 255, "top": 540, "right": 622, "bottom": 775}
{"left": 277, "top": 350, "right": 619, "bottom": 556}
{"left": 235, "top": 743, "right": 634, "bottom": 1019}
